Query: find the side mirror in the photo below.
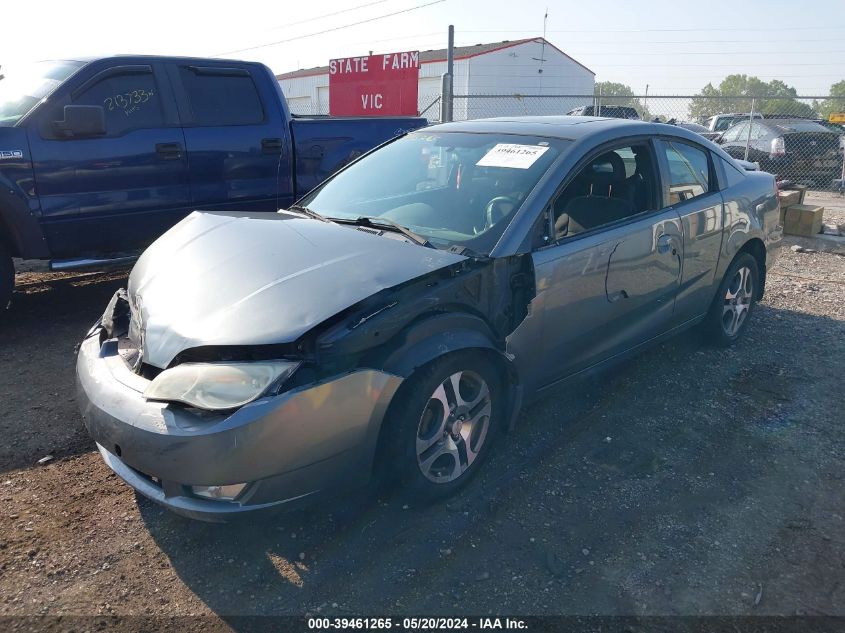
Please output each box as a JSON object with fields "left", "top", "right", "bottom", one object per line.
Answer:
{"left": 53, "top": 105, "right": 106, "bottom": 138}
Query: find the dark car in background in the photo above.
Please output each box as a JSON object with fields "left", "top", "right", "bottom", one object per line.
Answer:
{"left": 567, "top": 105, "right": 641, "bottom": 120}
{"left": 667, "top": 120, "right": 722, "bottom": 141}
{"left": 76, "top": 116, "right": 782, "bottom": 521}
{"left": 717, "top": 118, "right": 844, "bottom": 187}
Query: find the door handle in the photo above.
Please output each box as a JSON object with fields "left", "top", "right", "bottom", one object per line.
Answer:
{"left": 657, "top": 234, "right": 678, "bottom": 256}
{"left": 155, "top": 143, "right": 183, "bottom": 160}
{"left": 608, "top": 289, "right": 628, "bottom": 303}
{"left": 261, "top": 137, "right": 283, "bottom": 154}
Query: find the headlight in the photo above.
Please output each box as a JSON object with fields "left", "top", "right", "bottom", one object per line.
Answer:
{"left": 143, "top": 360, "right": 300, "bottom": 410}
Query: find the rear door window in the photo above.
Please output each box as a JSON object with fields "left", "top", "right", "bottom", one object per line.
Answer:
{"left": 661, "top": 140, "right": 711, "bottom": 204}
{"left": 178, "top": 67, "right": 264, "bottom": 126}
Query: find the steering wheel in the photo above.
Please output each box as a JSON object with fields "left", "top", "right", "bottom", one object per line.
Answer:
{"left": 484, "top": 196, "right": 519, "bottom": 230}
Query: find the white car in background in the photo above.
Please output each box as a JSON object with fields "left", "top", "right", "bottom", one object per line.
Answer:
{"left": 705, "top": 112, "right": 763, "bottom": 133}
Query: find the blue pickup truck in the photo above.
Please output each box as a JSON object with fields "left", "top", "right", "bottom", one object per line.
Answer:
{"left": 0, "top": 55, "right": 427, "bottom": 308}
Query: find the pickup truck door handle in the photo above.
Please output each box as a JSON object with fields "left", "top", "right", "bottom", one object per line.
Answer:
{"left": 608, "top": 289, "right": 629, "bottom": 303}
{"left": 155, "top": 143, "right": 183, "bottom": 160}
{"left": 261, "top": 138, "right": 283, "bottom": 154}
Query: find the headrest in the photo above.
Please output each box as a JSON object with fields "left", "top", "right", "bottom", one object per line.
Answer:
{"left": 584, "top": 151, "right": 626, "bottom": 195}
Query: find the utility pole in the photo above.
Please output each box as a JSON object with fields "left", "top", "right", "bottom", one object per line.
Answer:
{"left": 440, "top": 24, "right": 454, "bottom": 122}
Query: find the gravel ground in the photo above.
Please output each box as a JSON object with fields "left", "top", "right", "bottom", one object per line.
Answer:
{"left": 0, "top": 227, "right": 843, "bottom": 626}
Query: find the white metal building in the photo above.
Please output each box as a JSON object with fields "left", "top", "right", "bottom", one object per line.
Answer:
{"left": 276, "top": 37, "right": 595, "bottom": 121}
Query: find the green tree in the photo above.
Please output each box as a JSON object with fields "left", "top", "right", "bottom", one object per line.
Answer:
{"left": 594, "top": 81, "right": 651, "bottom": 118}
{"left": 688, "top": 75, "right": 816, "bottom": 121}
{"left": 817, "top": 80, "right": 845, "bottom": 120}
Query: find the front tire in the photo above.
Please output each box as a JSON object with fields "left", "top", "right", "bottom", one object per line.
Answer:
{"left": 382, "top": 352, "right": 505, "bottom": 502}
{"left": 0, "top": 242, "right": 13, "bottom": 312}
{"left": 704, "top": 252, "right": 759, "bottom": 347}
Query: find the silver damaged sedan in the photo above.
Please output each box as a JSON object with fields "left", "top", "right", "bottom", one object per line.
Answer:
{"left": 76, "top": 117, "right": 783, "bottom": 521}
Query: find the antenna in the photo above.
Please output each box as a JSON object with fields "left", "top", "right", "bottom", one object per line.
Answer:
{"left": 532, "top": 8, "right": 548, "bottom": 74}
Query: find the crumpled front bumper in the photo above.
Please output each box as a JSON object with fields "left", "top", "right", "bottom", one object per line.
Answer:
{"left": 76, "top": 332, "right": 402, "bottom": 521}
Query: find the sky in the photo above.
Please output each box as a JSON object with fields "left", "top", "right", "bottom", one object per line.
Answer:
{"left": 1, "top": 0, "right": 844, "bottom": 96}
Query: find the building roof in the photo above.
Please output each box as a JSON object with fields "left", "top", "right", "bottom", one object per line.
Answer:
{"left": 275, "top": 37, "right": 594, "bottom": 80}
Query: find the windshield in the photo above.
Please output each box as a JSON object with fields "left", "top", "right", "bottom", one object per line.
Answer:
{"left": 298, "top": 131, "right": 565, "bottom": 254}
{"left": 0, "top": 61, "right": 84, "bottom": 127}
{"left": 714, "top": 116, "right": 742, "bottom": 131}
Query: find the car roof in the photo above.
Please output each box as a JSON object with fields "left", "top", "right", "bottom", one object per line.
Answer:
{"left": 425, "top": 116, "right": 694, "bottom": 142}
{"left": 54, "top": 54, "right": 255, "bottom": 65}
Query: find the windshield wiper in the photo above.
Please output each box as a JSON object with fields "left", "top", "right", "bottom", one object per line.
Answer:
{"left": 335, "top": 216, "right": 434, "bottom": 248}
{"left": 287, "top": 204, "right": 332, "bottom": 223}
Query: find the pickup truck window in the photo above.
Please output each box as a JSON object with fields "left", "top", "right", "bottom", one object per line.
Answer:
{"left": 0, "top": 61, "right": 83, "bottom": 127}
{"left": 72, "top": 71, "right": 164, "bottom": 136}
{"left": 178, "top": 67, "right": 264, "bottom": 126}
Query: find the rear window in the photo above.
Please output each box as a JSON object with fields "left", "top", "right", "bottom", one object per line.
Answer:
{"left": 774, "top": 120, "right": 833, "bottom": 134}
{"left": 178, "top": 67, "right": 264, "bottom": 126}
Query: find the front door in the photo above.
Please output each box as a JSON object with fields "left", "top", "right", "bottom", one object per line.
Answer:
{"left": 531, "top": 141, "right": 683, "bottom": 388}
{"left": 29, "top": 62, "right": 191, "bottom": 257}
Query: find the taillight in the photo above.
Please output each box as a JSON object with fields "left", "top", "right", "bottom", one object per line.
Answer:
{"left": 770, "top": 137, "right": 786, "bottom": 157}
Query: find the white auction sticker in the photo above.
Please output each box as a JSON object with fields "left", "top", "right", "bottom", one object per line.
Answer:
{"left": 476, "top": 143, "right": 550, "bottom": 169}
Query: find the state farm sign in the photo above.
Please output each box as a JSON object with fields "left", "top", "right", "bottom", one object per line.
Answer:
{"left": 329, "top": 51, "right": 419, "bottom": 116}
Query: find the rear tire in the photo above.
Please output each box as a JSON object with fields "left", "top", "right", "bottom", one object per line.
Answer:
{"left": 0, "top": 242, "right": 13, "bottom": 312}
{"left": 704, "top": 252, "right": 759, "bottom": 347}
{"left": 381, "top": 352, "right": 506, "bottom": 503}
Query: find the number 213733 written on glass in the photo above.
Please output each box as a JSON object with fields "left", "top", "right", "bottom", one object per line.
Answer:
{"left": 103, "top": 89, "right": 155, "bottom": 116}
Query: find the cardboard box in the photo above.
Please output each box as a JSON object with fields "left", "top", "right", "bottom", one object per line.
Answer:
{"left": 778, "top": 189, "right": 803, "bottom": 208}
{"left": 783, "top": 204, "right": 824, "bottom": 237}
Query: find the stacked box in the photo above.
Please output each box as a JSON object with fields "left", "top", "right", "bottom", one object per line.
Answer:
{"left": 777, "top": 188, "right": 807, "bottom": 224}
{"left": 783, "top": 204, "right": 824, "bottom": 237}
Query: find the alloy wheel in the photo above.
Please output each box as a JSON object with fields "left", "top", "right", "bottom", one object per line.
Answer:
{"left": 415, "top": 370, "right": 492, "bottom": 483}
{"left": 722, "top": 265, "right": 754, "bottom": 337}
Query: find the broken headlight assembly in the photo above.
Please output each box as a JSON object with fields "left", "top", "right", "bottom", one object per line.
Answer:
{"left": 143, "top": 361, "right": 300, "bottom": 411}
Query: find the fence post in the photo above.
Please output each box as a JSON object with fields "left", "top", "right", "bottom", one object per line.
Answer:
{"left": 440, "top": 74, "right": 453, "bottom": 122}
{"left": 744, "top": 97, "right": 755, "bottom": 161}
{"left": 439, "top": 25, "right": 455, "bottom": 122}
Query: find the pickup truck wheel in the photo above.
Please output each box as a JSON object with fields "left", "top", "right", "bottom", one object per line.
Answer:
{"left": 382, "top": 352, "right": 505, "bottom": 502}
{"left": 0, "top": 244, "right": 13, "bottom": 312}
{"left": 704, "top": 252, "right": 759, "bottom": 347}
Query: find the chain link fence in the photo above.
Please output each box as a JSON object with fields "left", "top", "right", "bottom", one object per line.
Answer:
{"left": 447, "top": 94, "right": 845, "bottom": 192}
{"left": 284, "top": 90, "right": 845, "bottom": 192}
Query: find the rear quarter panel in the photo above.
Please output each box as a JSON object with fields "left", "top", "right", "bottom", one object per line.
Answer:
{"left": 717, "top": 169, "right": 782, "bottom": 281}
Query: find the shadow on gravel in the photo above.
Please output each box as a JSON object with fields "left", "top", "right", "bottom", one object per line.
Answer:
{"left": 0, "top": 271, "right": 127, "bottom": 473}
{"left": 136, "top": 304, "right": 845, "bottom": 618}
{"left": 135, "top": 366, "right": 629, "bottom": 620}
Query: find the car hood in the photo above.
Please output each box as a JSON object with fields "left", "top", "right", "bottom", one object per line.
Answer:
{"left": 128, "top": 211, "right": 466, "bottom": 368}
